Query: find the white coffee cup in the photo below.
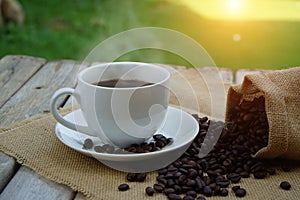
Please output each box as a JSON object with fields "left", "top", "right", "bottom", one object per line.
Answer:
{"left": 50, "top": 62, "right": 170, "bottom": 148}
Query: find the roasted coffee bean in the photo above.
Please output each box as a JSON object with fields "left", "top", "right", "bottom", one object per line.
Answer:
{"left": 186, "top": 179, "right": 196, "bottom": 187}
{"left": 216, "top": 179, "right": 230, "bottom": 188}
{"left": 219, "top": 188, "right": 229, "bottom": 196}
{"left": 94, "top": 145, "right": 104, "bottom": 153}
{"left": 118, "top": 183, "right": 129, "bottom": 191}
{"left": 136, "top": 173, "right": 147, "bottom": 182}
{"left": 186, "top": 190, "right": 197, "bottom": 198}
{"left": 153, "top": 183, "right": 164, "bottom": 193}
{"left": 126, "top": 173, "right": 136, "bottom": 182}
{"left": 83, "top": 138, "right": 93, "bottom": 149}
{"left": 232, "top": 185, "right": 240, "bottom": 192}
{"left": 145, "top": 186, "right": 155, "bottom": 196}
{"left": 164, "top": 188, "right": 176, "bottom": 195}
{"left": 183, "top": 195, "right": 194, "bottom": 200}
{"left": 203, "top": 186, "right": 213, "bottom": 197}
{"left": 254, "top": 171, "right": 267, "bottom": 179}
{"left": 196, "top": 197, "right": 206, "bottom": 200}
{"left": 102, "top": 144, "right": 115, "bottom": 153}
{"left": 235, "top": 188, "right": 246, "bottom": 197}
{"left": 267, "top": 168, "right": 276, "bottom": 175}
{"left": 168, "top": 193, "right": 182, "bottom": 200}
{"left": 158, "top": 168, "right": 168, "bottom": 175}
{"left": 240, "top": 171, "right": 250, "bottom": 178}
{"left": 174, "top": 185, "right": 182, "bottom": 194}
{"left": 167, "top": 179, "right": 176, "bottom": 188}
{"left": 227, "top": 173, "right": 241, "bottom": 183}
{"left": 280, "top": 181, "right": 291, "bottom": 190}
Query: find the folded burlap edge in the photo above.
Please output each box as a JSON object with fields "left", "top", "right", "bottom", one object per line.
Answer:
{"left": 0, "top": 107, "right": 95, "bottom": 200}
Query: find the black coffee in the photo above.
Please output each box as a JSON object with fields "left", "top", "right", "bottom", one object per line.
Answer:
{"left": 94, "top": 79, "right": 154, "bottom": 88}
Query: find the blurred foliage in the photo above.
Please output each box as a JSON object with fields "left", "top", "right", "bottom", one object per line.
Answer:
{"left": 0, "top": 0, "right": 299, "bottom": 70}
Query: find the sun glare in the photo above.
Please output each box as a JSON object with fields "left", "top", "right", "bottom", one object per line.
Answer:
{"left": 228, "top": 0, "right": 240, "bottom": 10}
{"left": 180, "top": 0, "right": 300, "bottom": 21}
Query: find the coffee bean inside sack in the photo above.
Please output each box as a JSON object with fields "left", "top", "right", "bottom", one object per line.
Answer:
{"left": 82, "top": 134, "right": 173, "bottom": 154}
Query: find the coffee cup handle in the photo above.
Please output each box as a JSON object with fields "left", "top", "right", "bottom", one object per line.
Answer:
{"left": 50, "top": 88, "right": 91, "bottom": 135}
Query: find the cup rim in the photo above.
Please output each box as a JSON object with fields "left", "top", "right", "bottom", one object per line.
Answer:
{"left": 78, "top": 62, "right": 170, "bottom": 90}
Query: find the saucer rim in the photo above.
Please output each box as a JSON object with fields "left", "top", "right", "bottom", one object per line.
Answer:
{"left": 55, "top": 106, "right": 200, "bottom": 160}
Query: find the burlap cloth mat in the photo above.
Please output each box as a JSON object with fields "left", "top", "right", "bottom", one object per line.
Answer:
{"left": 0, "top": 68, "right": 300, "bottom": 199}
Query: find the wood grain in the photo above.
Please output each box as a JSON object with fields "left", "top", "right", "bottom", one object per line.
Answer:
{"left": 0, "top": 55, "right": 46, "bottom": 108}
{"left": 0, "top": 153, "right": 19, "bottom": 193}
{"left": 0, "top": 58, "right": 88, "bottom": 199}
{"left": 0, "top": 60, "right": 88, "bottom": 127}
{"left": 0, "top": 166, "right": 75, "bottom": 200}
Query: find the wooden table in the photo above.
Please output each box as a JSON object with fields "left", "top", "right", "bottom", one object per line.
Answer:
{"left": 0, "top": 55, "right": 260, "bottom": 200}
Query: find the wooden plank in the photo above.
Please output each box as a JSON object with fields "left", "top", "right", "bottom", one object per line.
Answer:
{"left": 0, "top": 59, "right": 88, "bottom": 199}
{"left": 0, "top": 153, "right": 19, "bottom": 193}
{"left": 74, "top": 193, "right": 87, "bottom": 200}
{"left": 0, "top": 60, "right": 88, "bottom": 127}
{"left": 0, "top": 166, "right": 75, "bottom": 200}
{"left": 0, "top": 55, "right": 46, "bottom": 108}
{"left": 199, "top": 67, "right": 233, "bottom": 84}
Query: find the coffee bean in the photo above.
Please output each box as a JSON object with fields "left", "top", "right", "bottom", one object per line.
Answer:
{"left": 216, "top": 179, "right": 230, "bottom": 188}
{"left": 240, "top": 171, "right": 250, "bottom": 178}
{"left": 153, "top": 184, "right": 164, "bottom": 193}
{"left": 186, "top": 190, "right": 197, "bottom": 198}
{"left": 280, "top": 181, "right": 291, "bottom": 190}
{"left": 219, "top": 188, "right": 228, "bottom": 196}
{"left": 196, "top": 197, "right": 206, "bottom": 200}
{"left": 83, "top": 138, "right": 93, "bottom": 149}
{"left": 235, "top": 188, "right": 246, "bottom": 197}
{"left": 94, "top": 145, "right": 104, "bottom": 153}
{"left": 183, "top": 196, "right": 194, "bottom": 200}
{"left": 168, "top": 193, "right": 182, "bottom": 200}
{"left": 227, "top": 173, "right": 241, "bottom": 183}
{"left": 126, "top": 173, "right": 136, "bottom": 182}
{"left": 164, "top": 188, "right": 176, "bottom": 195}
{"left": 254, "top": 171, "right": 267, "bottom": 179}
{"left": 232, "top": 185, "right": 240, "bottom": 192}
{"left": 136, "top": 173, "right": 147, "bottom": 182}
{"left": 145, "top": 187, "right": 155, "bottom": 196}
{"left": 267, "top": 168, "right": 276, "bottom": 175}
{"left": 118, "top": 183, "right": 129, "bottom": 191}
{"left": 203, "top": 186, "right": 212, "bottom": 197}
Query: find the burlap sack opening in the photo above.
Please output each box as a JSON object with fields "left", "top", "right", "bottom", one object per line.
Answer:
{"left": 225, "top": 67, "right": 300, "bottom": 160}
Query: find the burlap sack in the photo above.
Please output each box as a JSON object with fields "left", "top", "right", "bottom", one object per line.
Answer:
{"left": 225, "top": 67, "right": 300, "bottom": 160}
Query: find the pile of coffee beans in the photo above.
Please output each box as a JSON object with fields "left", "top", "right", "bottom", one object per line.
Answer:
{"left": 119, "top": 97, "right": 294, "bottom": 199}
{"left": 83, "top": 134, "right": 173, "bottom": 154}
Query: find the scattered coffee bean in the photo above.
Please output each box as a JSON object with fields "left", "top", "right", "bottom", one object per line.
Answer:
{"left": 254, "top": 171, "right": 267, "bottom": 179}
{"left": 280, "top": 181, "right": 291, "bottom": 190}
{"left": 232, "top": 185, "right": 240, "bottom": 192}
{"left": 118, "top": 183, "right": 129, "bottom": 191}
{"left": 83, "top": 138, "right": 93, "bottom": 149}
{"left": 145, "top": 186, "right": 155, "bottom": 196}
{"left": 183, "top": 195, "right": 194, "bottom": 200}
{"left": 186, "top": 190, "right": 197, "bottom": 198}
{"left": 281, "top": 166, "right": 292, "bottom": 172}
{"left": 203, "top": 186, "right": 212, "bottom": 197}
{"left": 153, "top": 184, "right": 164, "bottom": 193}
{"left": 219, "top": 188, "right": 229, "bottom": 196}
{"left": 235, "top": 188, "right": 247, "bottom": 197}
{"left": 120, "top": 98, "right": 297, "bottom": 199}
{"left": 196, "top": 196, "right": 206, "bottom": 200}
{"left": 168, "top": 193, "right": 182, "bottom": 200}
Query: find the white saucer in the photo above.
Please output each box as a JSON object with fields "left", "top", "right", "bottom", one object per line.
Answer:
{"left": 55, "top": 106, "right": 199, "bottom": 172}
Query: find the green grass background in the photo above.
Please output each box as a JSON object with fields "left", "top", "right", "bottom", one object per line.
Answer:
{"left": 0, "top": 0, "right": 299, "bottom": 70}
